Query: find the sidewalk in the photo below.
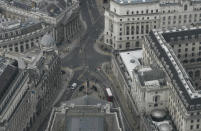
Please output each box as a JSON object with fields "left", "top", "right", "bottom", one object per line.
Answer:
{"left": 95, "top": 0, "right": 109, "bottom": 16}
{"left": 94, "top": 39, "right": 111, "bottom": 56}
{"left": 30, "top": 67, "right": 74, "bottom": 131}
{"left": 94, "top": 33, "right": 112, "bottom": 56}
{"left": 53, "top": 67, "right": 74, "bottom": 106}
{"left": 101, "top": 62, "right": 140, "bottom": 130}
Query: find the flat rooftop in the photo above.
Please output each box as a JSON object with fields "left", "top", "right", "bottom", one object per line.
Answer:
{"left": 136, "top": 67, "right": 166, "bottom": 87}
{"left": 46, "top": 96, "right": 123, "bottom": 131}
{"left": 5, "top": 47, "right": 43, "bottom": 69}
{"left": 119, "top": 49, "right": 142, "bottom": 79}
{"left": 66, "top": 116, "right": 104, "bottom": 131}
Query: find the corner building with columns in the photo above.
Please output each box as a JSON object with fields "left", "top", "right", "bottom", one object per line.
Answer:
{"left": 104, "top": 0, "right": 201, "bottom": 50}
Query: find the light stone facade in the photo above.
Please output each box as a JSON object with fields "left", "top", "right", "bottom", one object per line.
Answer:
{"left": 132, "top": 66, "right": 169, "bottom": 114}
{"left": 111, "top": 26, "right": 201, "bottom": 131}
{"left": 0, "top": 21, "right": 52, "bottom": 53}
{"left": 143, "top": 27, "right": 201, "bottom": 131}
{"left": 0, "top": 34, "right": 62, "bottom": 131}
{"left": 0, "top": 0, "right": 81, "bottom": 44}
{"left": 112, "top": 50, "right": 169, "bottom": 117}
{"left": 104, "top": 0, "right": 201, "bottom": 50}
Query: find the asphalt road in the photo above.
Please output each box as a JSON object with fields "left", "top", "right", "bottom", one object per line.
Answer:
{"left": 62, "top": 0, "right": 111, "bottom": 80}
{"left": 60, "top": 0, "right": 136, "bottom": 130}
{"left": 59, "top": 0, "right": 134, "bottom": 131}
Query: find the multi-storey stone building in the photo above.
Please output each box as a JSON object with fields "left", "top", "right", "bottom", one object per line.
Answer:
{"left": 143, "top": 27, "right": 201, "bottom": 131}
{"left": 0, "top": 33, "right": 61, "bottom": 131}
{"left": 0, "top": 56, "right": 37, "bottom": 131}
{"left": 112, "top": 49, "right": 169, "bottom": 116}
{"left": 104, "top": 0, "right": 201, "bottom": 50}
{"left": 132, "top": 66, "right": 169, "bottom": 114}
{"left": 0, "top": 0, "right": 81, "bottom": 44}
{"left": 0, "top": 19, "right": 52, "bottom": 53}
{"left": 112, "top": 49, "right": 142, "bottom": 115}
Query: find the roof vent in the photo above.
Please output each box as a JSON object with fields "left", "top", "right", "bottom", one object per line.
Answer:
{"left": 130, "top": 59, "right": 135, "bottom": 63}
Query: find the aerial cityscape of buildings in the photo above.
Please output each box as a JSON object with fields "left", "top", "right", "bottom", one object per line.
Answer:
{"left": 0, "top": 0, "right": 201, "bottom": 131}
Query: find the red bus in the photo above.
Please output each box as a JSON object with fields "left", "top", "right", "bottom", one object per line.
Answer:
{"left": 105, "top": 88, "right": 113, "bottom": 102}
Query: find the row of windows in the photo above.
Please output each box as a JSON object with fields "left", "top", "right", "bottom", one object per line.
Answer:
{"left": 191, "top": 119, "right": 200, "bottom": 123}
{"left": 118, "top": 13, "right": 201, "bottom": 24}
{"left": 177, "top": 47, "right": 201, "bottom": 53}
{"left": 118, "top": 41, "right": 140, "bottom": 49}
{"left": 125, "top": 24, "right": 150, "bottom": 35}
{"left": 119, "top": 16, "right": 158, "bottom": 22}
{"left": 116, "top": 6, "right": 193, "bottom": 17}
{"left": 163, "top": 18, "right": 198, "bottom": 25}
{"left": 183, "top": 58, "right": 201, "bottom": 64}
{"left": 118, "top": 25, "right": 156, "bottom": 36}
{"left": 125, "top": 9, "right": 159, "bottom": 15}
{"left": 0, "top": 42, "right": 35, "bottom": 52}
{"left": 115, "top": 4, "right": 190, "bottom": 15}
{"left": 163, "top": 14, "right": 200, "bottom": 21}
{"left": 118, "top": 36, "right": 144, "bottom": 41}
{"left": 177, "top": 52, "right": 201, "bottom": 58}
{"left": 188, "top": 70, "right": 201, "bottom": 79}
{"left": 190, "top": 112, "right": 201, "bottom": 116}
{"left": 172, "top": 42, "right": 201, "bottom": 48}
{"left": 0, "top": 30, "right": 21, "bottom": 39}
{"left": 190, "top": 124, "right": 200, "bottom": 130}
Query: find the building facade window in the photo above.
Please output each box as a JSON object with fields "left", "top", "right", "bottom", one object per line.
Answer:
{"left": 126, "top": 42, "right": 130, "bottom": 48}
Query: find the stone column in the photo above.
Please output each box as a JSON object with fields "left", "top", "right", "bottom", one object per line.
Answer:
{"left": 72, "top": 22, "right": 75, "bottom": 37}
{"left": 74, "top": 19, "right": 77, "bottom": 32}
{"left": 69, "top": 23, "right": 72, "bottom": 39}
{"left": 52, "top": 28, "right": 57, "bottom": 42}
{"left": 71, "top": 22, "right": 73, "bottom": 38}
{"left": 18, "top": 44, "right": 21, "bottom": 52}
{"left": 66, "top": 25, "right": 69, "bottom": 40}
{"left": 64, "top": 26, "right": 67, "bottom": 41}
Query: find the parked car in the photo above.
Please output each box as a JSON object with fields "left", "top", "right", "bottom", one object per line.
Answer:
{"left": 79, "top": 85, "right": 85, "bottom": 91}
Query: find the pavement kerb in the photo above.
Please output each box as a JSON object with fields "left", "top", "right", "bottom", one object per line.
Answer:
{"left": 101, "top": 63, "right": 139, "bottom": 130}
{"left": 94, "top": 41, "right": 112, "bottom": 56}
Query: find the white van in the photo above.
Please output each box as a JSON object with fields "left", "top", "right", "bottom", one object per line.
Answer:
{"left": 71, "top": 83, "right": 77, "bottom": 90}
